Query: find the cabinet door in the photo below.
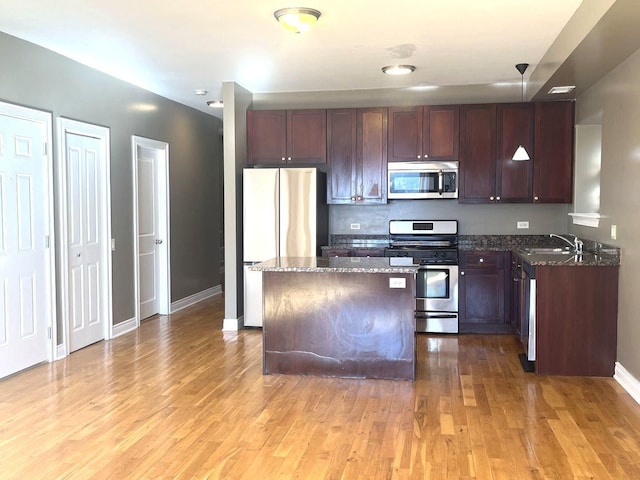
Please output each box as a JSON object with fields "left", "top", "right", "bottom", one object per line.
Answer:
{"left": 459, "top": 104, "right": 497, "bottom": 203}
{"left": 287, "top": 109, "right": 327, "bottom": 164}
{"left": 423, "top": 105, "right": 459, "bottom": 161}
{"left": 459, "top": 251, "right": 510, "bottom": 333}
{"left": 327, "top": 109, "right": 357, "bottom": 204}
{"left": 388, "top": 107, "right": 423, "bottom": 162}
{"left": 496, "top": 103, "right": 533, "bottom": 202}
{"left": 247, "top": 110, "right": 287, "bottom": 165}
{"left": 459, "top": 268, "right": 506, "bottom": 331}
{"left": 357, "top": 108, "right": 387, "bottom": 204}
{"left": 533, "top": 101, "right": 574, "bottom": 203}
{"left": 510, "top": 254, "right": 522, "bottom": 335}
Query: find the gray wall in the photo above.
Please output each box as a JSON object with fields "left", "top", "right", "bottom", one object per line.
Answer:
{"left": 573, "top": 45, "right": 640, "bottom": 379}
{"left": 331, "top": 202, "right": 569, "bottom": 235}
{"left": 0, "top": 32, "right": 223, "bottom": 326}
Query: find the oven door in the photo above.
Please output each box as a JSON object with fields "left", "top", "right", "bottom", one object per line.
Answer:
{"left": 415, "top": 265, "right": 459, "bottom": 333}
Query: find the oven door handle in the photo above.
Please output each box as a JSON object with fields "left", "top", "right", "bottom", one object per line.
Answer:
{"left": 415, "top": 313, "right": 458, "bottom": 319}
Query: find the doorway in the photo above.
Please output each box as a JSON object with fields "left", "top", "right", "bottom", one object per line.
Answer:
{"left": 0, "top": 101, "right": 55, "bottom": 379}
{"left": 132, "top": 136, "right": 170, "bottom": 323}
{"left": 57, "top": 118, "right": 113, "bottom": 354}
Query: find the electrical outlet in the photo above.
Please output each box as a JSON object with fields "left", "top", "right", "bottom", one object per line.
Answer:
{"left": 350, "top": 223, "right": 361, "bottom": 230}
{"left": 389, "top": 277, "right": 406, "bottom": 289}
{"left": 517, "top": 221, "right": 529, "bottom": 229}
{"left": 611, "top": 224, "right": 617, "bottom": 240}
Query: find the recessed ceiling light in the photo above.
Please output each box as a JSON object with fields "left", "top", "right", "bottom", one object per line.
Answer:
{"left": 274, "top": 7, "right": 321, "bottom": 33}
{"left": 382, "top": 65, "right": 416, "bottom": 76}
{"left": 207, "top": 100, "right": 224, "bottom": 108}
{"left": 548, "top": 85, "right": 576, "bottom": 94}
{"left": 194, "top": 89, "right": 208, "bottom": 96}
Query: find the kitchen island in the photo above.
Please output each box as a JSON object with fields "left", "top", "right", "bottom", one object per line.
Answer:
{"left": 251, "top": 257, "right": 418, "bottom": 380}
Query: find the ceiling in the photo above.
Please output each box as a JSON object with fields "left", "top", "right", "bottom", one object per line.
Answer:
{"left": 0, "top": 1, "right": 589, "bottom": 117}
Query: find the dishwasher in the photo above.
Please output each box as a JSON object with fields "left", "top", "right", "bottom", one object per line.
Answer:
{"left": 522, "top": 263, "right": 536, "bottom": 362}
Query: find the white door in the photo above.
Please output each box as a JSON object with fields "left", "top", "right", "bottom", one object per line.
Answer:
{"left": 133, "top": 137, "right": 170, "bottom": 321}
{"left": 61, "top": 125, "right": 109, "bottom": 352}
{"left": 0, "top": 103, "right": 53, "bottom": 379}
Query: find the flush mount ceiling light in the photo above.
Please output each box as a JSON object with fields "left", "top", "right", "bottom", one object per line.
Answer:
{"left": 206, "top": 100, "right": 224, "bottom": 108}
{"left": 194, "top": 89, "right": 208, "bottom": 96}
{"left": 274, "top": 7, "right": 321, "bottom": 33}
{"left": 548, "top": 85, "right": 576, "bottom": 94}
{"left": 382, "top": 65, "right": 416, "bottom": 76}
{"left": 513, "top": 63, "right": 531, "bottom": 161}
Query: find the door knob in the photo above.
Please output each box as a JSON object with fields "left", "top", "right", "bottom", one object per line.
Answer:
{"left": 155, "top": 239, "right": 163, "bottom": 245}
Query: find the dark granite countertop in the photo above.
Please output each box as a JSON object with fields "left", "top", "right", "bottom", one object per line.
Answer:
{"left": 249, "top": 257, "right": 419, "bottom": 273}
{"left": 323, "top": 234, "right": 620, "bottom": 267}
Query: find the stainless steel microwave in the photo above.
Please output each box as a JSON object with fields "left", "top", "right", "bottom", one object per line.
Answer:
{"left": 388, "top": 161, "right": 458, "bottom": 199}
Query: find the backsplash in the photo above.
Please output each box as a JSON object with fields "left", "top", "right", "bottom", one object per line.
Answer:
{"left": 329, "top": 200, "right": 570, "bottom": 235}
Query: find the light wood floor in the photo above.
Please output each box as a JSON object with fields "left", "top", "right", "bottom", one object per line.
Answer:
{"left": 2, "top": 295, "right": 640, "bottom": 479}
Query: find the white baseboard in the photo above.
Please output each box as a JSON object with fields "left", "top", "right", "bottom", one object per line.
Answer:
{"left": 223, "top": 315, "right": 244, "bottom": 332}
{"left": 171, "top": 285, "right": 222, "bottom": 313}
{"left": 614, "top": 362, "right": 640, "bottom": 405}
{"left": 112, "top": 317, "right": 138, "bottom": 338}
{"left": 55, "top": 343, "right": 67, "bottom": 360}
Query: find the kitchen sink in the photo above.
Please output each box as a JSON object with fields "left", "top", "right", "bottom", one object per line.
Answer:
{"left": 521, "top": 247, "right": 572, "bottom": 255}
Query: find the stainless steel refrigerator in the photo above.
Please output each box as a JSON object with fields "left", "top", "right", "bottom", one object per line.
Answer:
{"left": 243, "top": 167, "right": 328, "bottom": 327}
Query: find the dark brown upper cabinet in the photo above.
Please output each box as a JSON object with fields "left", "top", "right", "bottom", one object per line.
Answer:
{"left": 327, "top": 108, "right": 387, "bottom": 204}
{"left": 388, "top": 105, "right": 459, "bottom": 162}
{"left": 496, "top": 103, "right": 534, "bottom": 202}
{"left": 247, "top": 109, "right": 326, "bottom": 165}
{"left": 459, "top": 104, "right": 497, "bottom": 203}
{"left": 533, "top": 101, "right": 574, "bottom": 203}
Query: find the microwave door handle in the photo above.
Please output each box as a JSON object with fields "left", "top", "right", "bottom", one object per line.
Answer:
{"left": 438, "top": 170, "right": 444, "bottom": 195}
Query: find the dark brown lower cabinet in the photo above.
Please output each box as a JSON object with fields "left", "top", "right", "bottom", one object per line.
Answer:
{"left": 534, "top": 265, "right": 618, "bottom": 376}
{"left": 262, "top": 271, "right": 415, "bottom": 380}
{"left": 459, "top": 251, "right": 512, "bottom": 334}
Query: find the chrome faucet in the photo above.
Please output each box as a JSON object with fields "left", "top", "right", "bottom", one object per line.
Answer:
{"left": 550, "top": 233, "right": 584, "bottom": 254}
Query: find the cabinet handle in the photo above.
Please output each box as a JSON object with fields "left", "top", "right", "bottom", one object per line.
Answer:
{"left": 424, "top": 154, "right": 429, "bottom": 159}
{"left": 496, "top": 196, "right": 501, "bottom": 201}
{"left": 356, "top": 195, "right": 363, "bottom": 201}
{"left": 534, "top": 196, "right": 539, "bottom": 201}
{"left": 287, "top": 157, "right": 292, "bottom": 161}
{"left": 350, "top": 196, "right": 356, "bottom": 201}
{"left": 281, "top": 157, "right": 286, "bottom": 161}
{"left": 489, "top": 196, "right": 495, "bottom": 201}
{"left": 460, "top": 271, "right": 465, "bottom": 276}
{"left": 479, "top": 258, "right": 484, "bottom": 263}
{"left": 417, "top": 155, "right": 421, "bottom": 159}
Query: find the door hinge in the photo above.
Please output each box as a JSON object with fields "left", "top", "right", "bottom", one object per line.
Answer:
{"left": 45, "top": 235, "right": 50, "bottom": 248}
{"left": 48, "top": 327, "right": 52, "bottom": 339}
{"left": 43, "top": 142, "right": 48, "bottom": 155}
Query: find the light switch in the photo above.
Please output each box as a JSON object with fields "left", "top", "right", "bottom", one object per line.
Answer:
{"left": 517, "top": 221, "right": 529, "bottom": 229}
{"left": 611, "top": 224, "right": 617, "bottom": 240}
{"left": 350, "top": 223, "right": 361, "bottom": 230}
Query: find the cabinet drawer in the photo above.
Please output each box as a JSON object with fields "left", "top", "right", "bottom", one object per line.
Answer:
{"left": 323, "top": 248, "right": 352, "bottom": 257}
{"left": 352, "top": 248, "right": 385, "bottom": 257}
{"left": 460, "top": 251, "right": 504, "bottom": 268}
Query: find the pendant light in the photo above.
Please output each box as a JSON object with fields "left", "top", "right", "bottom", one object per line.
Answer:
{"left": 512, "top": 63, "right": 530, "bottom": 161}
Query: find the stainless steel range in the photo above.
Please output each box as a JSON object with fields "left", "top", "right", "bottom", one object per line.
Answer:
{"left": 385, "top": 220, "right": 459, "bottom": 333}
